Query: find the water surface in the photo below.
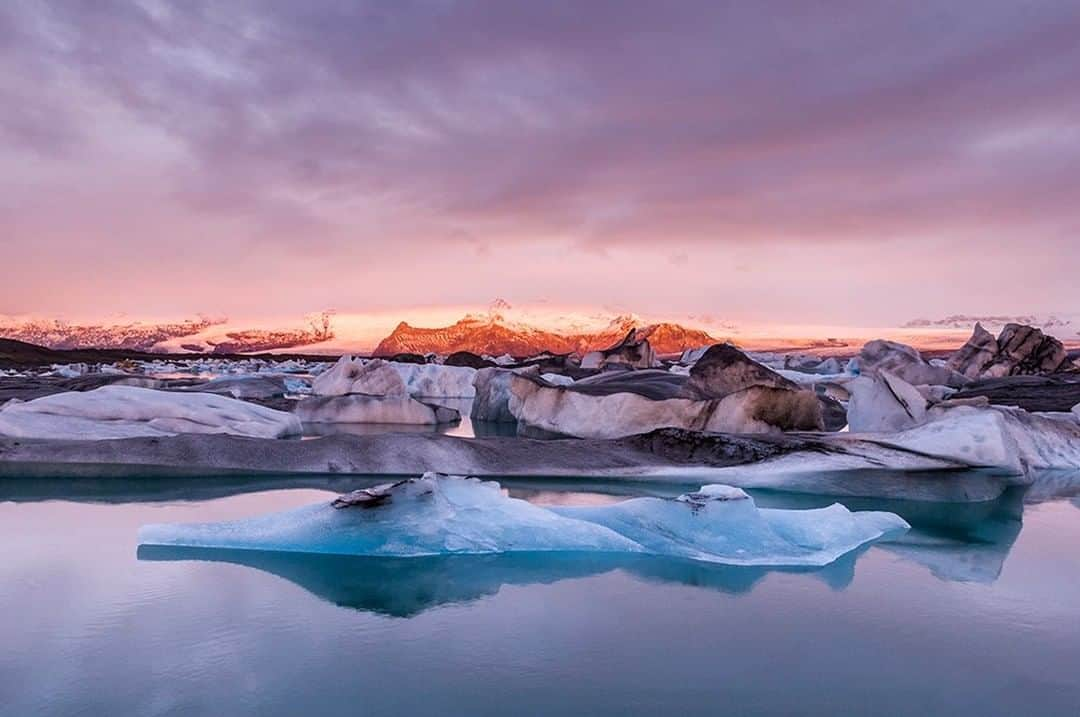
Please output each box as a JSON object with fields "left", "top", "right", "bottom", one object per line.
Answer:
{"left": 2, "top": 475, "right": 1079, "bottom": 716}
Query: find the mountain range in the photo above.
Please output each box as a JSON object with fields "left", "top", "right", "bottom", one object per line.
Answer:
{"left": 373, "top": 312, "right": 718, "bottom": 357}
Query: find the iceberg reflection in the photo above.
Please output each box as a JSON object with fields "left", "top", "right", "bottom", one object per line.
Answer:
{"left": 136, "top": 547, "right": 865, "bottom": 618}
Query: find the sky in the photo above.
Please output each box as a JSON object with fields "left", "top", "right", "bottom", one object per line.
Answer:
{"left": 1, "top": 0, "right": 1078, "bottom": 329}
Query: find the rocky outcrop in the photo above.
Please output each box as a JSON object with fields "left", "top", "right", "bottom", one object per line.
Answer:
{"left": 384, "top": 352, "right": 428, "bottom": 365}
{"left": 855, "top": 340, "right": 966, "bottom": 387}
{"left": 580, "top": 330, "right": 658, "bottom": 370}
{"left": 947, "top": 323, "right": 1074, "bottom": 379}
{"left": 679, "top": 344, "right": 796, "bottom": 399}
{"left": 444, "top": 351, "right": 496, "bottom": 369}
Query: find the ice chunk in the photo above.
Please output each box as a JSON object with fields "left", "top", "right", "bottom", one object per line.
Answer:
{"left": 508, "top": 374, "right": 823, "bottom": 438}
{"left": 470, "top": 367, "right": 518, "bottom": 423}
{"left": 846, "top": 371, "right": 928, "bottom": 433}
{"left": 877, "top": 404, "right": 1080, "bottom": 477}
{"left": 295, "top": 395, "right": 459, "bottom": 425}
{"left": 554, "top": 490, "right": 907, "bottom": 566}
{"left": 701, "top": 403, "right": 1080, "bottom": 496}
{"left": 854, "top": 340, "right": 966, "bottom": 387}
{"left": 539, "top": 372, "right": 575, "bottom": 386}
{"left": 138, "top": 474, "right": 907, "bottom": 566}
{"left": 49, "top": 363, "right": 91, "bottom": 378}
{"left": 391, "top": 362, "right": 477, "bottom": 398}
{"left": 0, "top": 385, "right": 301, "bottom": 440}
{"left": 312, "top": 357, "right": 408, "bottom": 397}
{"left": 140, "top": 475, "right": 638, "bottom": 557}
{"left": 176, "top": 375, "right": 289, "bottom": 400}
{"left": 679, "top": 344, "right": 796, "bottom": 399}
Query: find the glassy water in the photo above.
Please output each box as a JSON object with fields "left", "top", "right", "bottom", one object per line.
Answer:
{"left": 2, "top": 475, "right": 1079, "bottom": 716}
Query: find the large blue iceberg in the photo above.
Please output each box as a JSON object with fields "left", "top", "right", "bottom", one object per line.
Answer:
{"left": 138, "top": 474, "right": 909, "bottom": 567}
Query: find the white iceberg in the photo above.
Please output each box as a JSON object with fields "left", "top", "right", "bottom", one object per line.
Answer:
{"left": 872, "top": 405, "right": 1080, "bottom": 477}
{"left": 138, "top": 474, "right": 908, "bottom": 566}
{"left": 0, "top": 385, "right": 301, "bottom": 440}
{"left": 846, "top": 371, "right": 927, "bottom": 433}
{"left": 853, "top": 339, "right": 966, "bottom": 387}
{"left": 392, "top": 362, "right": 477, "bottom": 398}
{"left": 176, "top": 375, "right": 289, "bottom": 400}
{"left": 694, "top": 404, "right": 1080, "bottom": 499}
{"left": 295, "top": 395, "right": 460, "bottom": 425}
{"left": 312, "top": 357, "right": 408, "bottom": 397}
{"left": 470, "top": 367, "right": 518, "bottom": 423}
{"left": 312, "top": 356, "right": 476, "bottom": 398}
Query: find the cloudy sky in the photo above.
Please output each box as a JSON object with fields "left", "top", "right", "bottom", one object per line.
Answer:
{"left": 2, "top": 0, "right": 1078, "bottom": 327}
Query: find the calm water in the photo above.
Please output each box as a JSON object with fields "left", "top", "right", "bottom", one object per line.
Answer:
{"left": 2, "top": 474, "right": 1080, "bottom": 716}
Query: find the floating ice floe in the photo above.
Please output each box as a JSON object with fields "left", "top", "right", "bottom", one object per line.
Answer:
{"left": 0, "top": 385, "right": 301, "bottom": 439}
{"left": 295, "top": 395, "right": 459, "bottom": 425}
{"left": 138, "top": 473, "right": 908, "bottom": 566}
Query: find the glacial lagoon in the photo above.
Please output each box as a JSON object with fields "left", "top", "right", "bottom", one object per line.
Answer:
{"left": 2, "top": 473, "right": 1079, "bottom": 717}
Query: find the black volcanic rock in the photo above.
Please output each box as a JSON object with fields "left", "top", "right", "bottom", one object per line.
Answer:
{"left": 444, "top": 351, "right": 495, "bottom": 369}
{"left": 0, "top": 338, "right": 97, "bottom": 367}
{"left": 385, "top": 352, "right": 429, "bottom": 364}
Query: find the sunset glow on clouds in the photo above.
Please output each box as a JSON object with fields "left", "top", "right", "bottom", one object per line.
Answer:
{"left": 1, "top": 1, "right": 1078, "bottom": 328}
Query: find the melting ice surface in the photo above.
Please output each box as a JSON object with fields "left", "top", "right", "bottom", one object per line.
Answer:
{"left": 138, "top": 474, "right": 909, "bottom": 566}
